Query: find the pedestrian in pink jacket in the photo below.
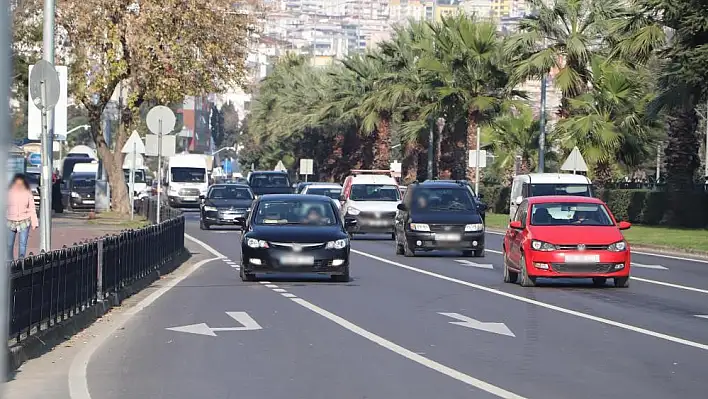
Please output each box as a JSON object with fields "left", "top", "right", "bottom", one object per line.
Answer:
{"left": 7, "top": 174, "right": 39, "bottom": 259}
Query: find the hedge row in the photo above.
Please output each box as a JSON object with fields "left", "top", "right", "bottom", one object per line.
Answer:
{"left": 478, "top": 185, "right": 708, "bottom": 228}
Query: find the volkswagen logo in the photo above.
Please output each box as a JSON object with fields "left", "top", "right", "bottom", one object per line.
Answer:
{"left": 375, "top": 212, "right": 381, "bottom": 218}
{"left": 444, "top": 226, "right": 452, "bottom": 231}
{"left": 577, "top": 244, "right": 586, "bottom": 251}
{"left": 292, "top": 244, "right": 303, "bottom": 252}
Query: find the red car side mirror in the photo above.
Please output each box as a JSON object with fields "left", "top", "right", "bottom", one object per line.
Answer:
{"left": 617, "top": 221, "right": 631, "bottom": 230}
{"left": 509, "top": 221, "right": 522, "bottom": 229}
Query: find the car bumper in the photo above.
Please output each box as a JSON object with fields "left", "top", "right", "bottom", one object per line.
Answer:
{"left": 70, "top": 198, "right": 95, "bottom": 209}
{"left": 241, "top": 247, "right": 349, "bottom": 275}
{"left": 168, "top": 196, "right": 200, "bottom": 208}
{"left": 407, "top": 231, "right": 485, "bottom": 250}
{"left": 525, "top": 251, "right": 630, "bottom": 278}
{"left": 203, "top": 211, "right": 246, "bottom": 225}
{"left": 346, "top": 216, "right": 395, "bottom": 233}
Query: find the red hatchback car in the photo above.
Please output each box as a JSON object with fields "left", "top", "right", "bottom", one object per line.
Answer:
{"left": 503, "top": 196, "right": 632, "bottom": 288}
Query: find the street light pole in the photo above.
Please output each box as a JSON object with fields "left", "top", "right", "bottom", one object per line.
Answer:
{"left": 427, "top": 118, "right": 434, "bottom": 180}
{"left": 538, "top": 74, "right": 547, "bottom": 173}
{"left": 39, "top": 0, "right": 56, "bottom": 252}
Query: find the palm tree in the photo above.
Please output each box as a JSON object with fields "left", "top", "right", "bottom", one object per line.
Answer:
{"left": 506, "top": 0, "right": 627, "bottom": 116}
{"left": 553, "top": 56, "right": 660, "bottom": 186}
{"left": 418, "top": 15, "right": 518, "bottom": 180}
{"left": 486, "top": 106, "right": 554, "bottom": 184}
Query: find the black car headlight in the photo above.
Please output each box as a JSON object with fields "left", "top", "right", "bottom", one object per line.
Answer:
{"left": 326, "top": 239, "right": 348, "bottom": 249}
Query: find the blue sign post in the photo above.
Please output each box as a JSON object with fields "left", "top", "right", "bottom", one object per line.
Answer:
{"left": 27, "top": 152, "right": 41, "bottom": 166}
{"left": 222, "top": 158, "right": 233, "bottom": 176}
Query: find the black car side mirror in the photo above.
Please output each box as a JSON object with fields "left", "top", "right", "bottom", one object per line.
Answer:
{"left": 199, "top": 194, "right": 205, "bottom": 200}
{"left": 339, "top": 195, "right": 346, "bottom": 202}
{"left": 345, "top": 218, "right": 357, "bottom": 227}
{"left": 478, "top": 193, "right": 484, "bottom": 199}
{"left": 397, "top": 203, "right": 407, "bottom": 211}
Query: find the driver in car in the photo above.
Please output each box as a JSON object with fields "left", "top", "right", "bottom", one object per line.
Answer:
{"left": 303, "top": 207, "right": 325, "bottom": 224}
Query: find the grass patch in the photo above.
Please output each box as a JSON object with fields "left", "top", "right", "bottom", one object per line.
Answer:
{"left": 484, "top": 213, "right": 708, "bottom": 253}
{"left": 86, "top": 211, "right": 149, "bottom": 229}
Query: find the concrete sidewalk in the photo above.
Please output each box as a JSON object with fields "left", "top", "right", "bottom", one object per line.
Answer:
{"left": 12, "top": 213, "right": 129, "bottom": 259}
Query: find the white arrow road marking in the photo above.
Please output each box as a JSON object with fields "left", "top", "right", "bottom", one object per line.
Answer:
{"left": 631, "top": 262, "right": 668, "bottom": 270}
{"left": 438, "top": 312, "right": 515, "bottom": 337}
{"left": 166, "top": 311, "right": 262, "bottom": 336}
{"left": 454, "top": 259, "right": 494, "bottom": 269}
{"left": 696, "top": 315, "right": 708, "bottom": 320}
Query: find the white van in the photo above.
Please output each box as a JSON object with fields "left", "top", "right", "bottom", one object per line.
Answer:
{"left": 509, "top": 173, "right": 593, "bottom": 220}
{"left": 123, "top": 153, "right": 150, "bottom": 200}
{"left": 166, "top": 154, "right": 209, "bottom": 208}
{"left": 341, "top": 170, "right": 401, "bottom": 238}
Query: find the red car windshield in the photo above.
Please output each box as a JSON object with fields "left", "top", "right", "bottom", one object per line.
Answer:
{"left": 531, "top": 202, "right": 614, "bottom": 226}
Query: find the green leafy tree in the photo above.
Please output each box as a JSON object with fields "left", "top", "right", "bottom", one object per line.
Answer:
{"left": 13, "top": 0, "right": 253, "bottom": 214}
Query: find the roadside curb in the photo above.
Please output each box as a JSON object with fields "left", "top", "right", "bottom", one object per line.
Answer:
{"left": 6, "top": 246, "right": 191, "bottom": 373}
{"left": 484, "top": 227, "right": 708, "bottom": 260}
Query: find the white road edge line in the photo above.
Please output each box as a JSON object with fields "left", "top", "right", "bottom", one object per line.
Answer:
{"left": 351, "top": 249, "right": 708, "bottom": 352}
{"left": 290, "top": 297, "right": 527, "bottom": 399}
{"left": 185, "top": 234, "right": 226, "bottom": 259}
{"left": 68, "top": 255, "right": 220, "bottom": 399}
{"left": 486, "top": 230, "right": 708, "bottom": 264}
{"left": 187, "top": 234, "right": 525, "bottom": 398}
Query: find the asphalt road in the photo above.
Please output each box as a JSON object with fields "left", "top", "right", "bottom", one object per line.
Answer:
{"left": 85, "top": 211, "right": 708, "bottom": 399}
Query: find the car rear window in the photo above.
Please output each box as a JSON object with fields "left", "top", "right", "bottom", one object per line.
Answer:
{"left": 249, "top": 174, "right": 291, "bottom": 188}
{"left": 530, "top": 184, "right": 592, "bottom": 197}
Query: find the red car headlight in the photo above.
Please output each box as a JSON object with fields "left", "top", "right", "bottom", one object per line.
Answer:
{"left": 608, "top": 241, "right": 627, "bottom": 252}
{"left": 531, "top": 240, "right": 557, "bottom": 251}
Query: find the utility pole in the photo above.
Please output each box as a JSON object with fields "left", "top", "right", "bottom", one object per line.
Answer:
{"left": 656, "top": 143, "right": 661, "bottom": 183}
{"left": 705, "top": 99, "right": 708, "bottom": 179}
{"left": 0, "top": 0, "right": 12, "bottom": 382}
{"left": 538, "top": 74, "right": 547, "bottom": 173}
{"left": 39, "top": 0, "right": 56, "bottom": 252}
{"left": 427, "top": 118, "right": 434, "bottom": 180}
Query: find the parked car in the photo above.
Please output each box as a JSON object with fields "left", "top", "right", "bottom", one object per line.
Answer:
{"left": 503, "top": 195, "right": 631, "bottom": 288}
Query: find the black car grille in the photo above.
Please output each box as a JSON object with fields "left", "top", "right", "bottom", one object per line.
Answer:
{"left": 428, "top": 224, "right": 466, "bottom": 233}
{"left": 269, "top": 242, "right": 326, "bottom": 251}
{"left": 179, "top": 188, "right": 200, "bottom": 196}
{"left": 359, "top": 211, "right": 396, "bottom": 219}
{"left": 551, "top": 263, "right": 616, "bottom": 273}
{"left": 556, "top": 244, "right": 609, "bottom": 251}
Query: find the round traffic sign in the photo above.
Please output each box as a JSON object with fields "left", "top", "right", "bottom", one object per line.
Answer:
{"left": 146, "top": 106, "right": 177, "bottom": 135}
{"left": 29, "top": 60, "right": 61, "bottom": 111}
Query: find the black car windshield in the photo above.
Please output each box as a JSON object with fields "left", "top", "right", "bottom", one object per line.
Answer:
{"left": 254, "top": 199, "right": 337, "bottom": 226}
{"left": 171, "top": 167, "right": 206, "bottom": 183}
{"left": 72, "top": 179, "right": 95, "bottom": 189}
{"left": 530, "top": 202, "right": 614, "bottom": 226}
{"left": 307, "top": 187, "right": 342, "bottom": 199}
{"left": 412, "top": 188, "right": 476, "bottom": 212}
{"left": 209, "top": 186, "right": 253, "bottom": 200}
{"left": 250, "top": 174, "right": 290, "bottom": 188}
{"left": 530, "top": 184, "right": 591, "bottom": 197}
{"left": 349, "top": 184, "right": 400, "bottom": 201}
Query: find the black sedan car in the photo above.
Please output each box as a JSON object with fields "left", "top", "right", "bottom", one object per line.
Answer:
{"left": 199, "top": 184, "right": 254, "bottom": 229}
{"left": 394, "top": 181, "right": 485, "bottom": 257}
{"left": 240, "top": 194, "right": 356, "bottom": 282}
